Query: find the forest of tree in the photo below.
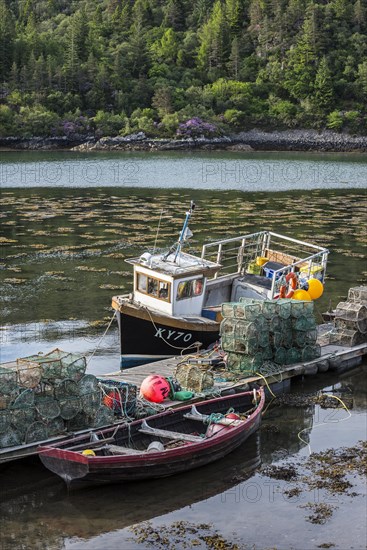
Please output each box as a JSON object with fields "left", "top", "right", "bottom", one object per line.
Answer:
{"left": 0, "top": 0, "right": 366, "bottom": 138}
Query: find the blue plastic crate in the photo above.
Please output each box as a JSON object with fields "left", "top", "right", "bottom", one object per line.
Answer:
{"left": 263, "top": 261, "right": 286, "bottom": 280}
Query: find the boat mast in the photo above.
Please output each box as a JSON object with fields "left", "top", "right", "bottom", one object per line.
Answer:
{"left": 163, "top": 201, "right": 195, "bottom": 262}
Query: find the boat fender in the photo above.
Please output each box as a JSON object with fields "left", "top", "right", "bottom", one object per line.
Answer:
{"left": 147, "top": 441, "right": 165, "bottom": 453}
{"left": 82, "top": 449, "right": 96, "bottom": 456}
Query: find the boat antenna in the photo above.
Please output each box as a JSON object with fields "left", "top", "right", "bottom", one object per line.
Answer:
{"left": 163, "top": 200, "right": 195, "bottom": 262}
{"left": 153, "top": 209, "right": 164, "bottom": 254}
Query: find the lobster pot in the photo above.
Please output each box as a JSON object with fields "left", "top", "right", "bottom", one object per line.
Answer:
{"left": 16, "top": 360, "right": 42, "bottom": 389}
{"left": 174, "top": 364, "right": 214, "bottom": 393}
{"left": 0, "top": 367, "right": 18, "bottom": 395}
{"left": 348, "top": 286, "right": 367, "bottom": 303}
{"left": 274, "top": 347, "right": 287, "bottom": 365}
{"left": 277, "top": 299, "right": 292, "bottom": 320}
{"left": 0, "top": 410, "right": 10, "bottom": 434}
{"left": 99, "top": 379, "right": 137, "bottom": 417}
{"left": 88, "top": 405, "right": 115, "bottom": 428}
{"left": 67, "top": 411, "right": 90, "bottom": 431}
{"left": 335, "top": 302, "right": 367, "bottom": 333}
{"left": 286, "top": 348, "right": 302, "bottom": 365}
{"left": 221, "top": 334, "right": 259, "bottom": 354}
{"left": 0, "top": 427, "right": 22, "bottom": 449}
{"left": 59, "top": 396, "right": 81, "bottom": 420}
{"left": 25, "top": 421, "right": 48, "bottom": 444}
{"left": 291, "top": 300, "right": 314, "bottom": 318}
{"left": 222, "top": 301, "right": 262, "bottom": 320}
{"left": 47, "top": 417, "right": 66, "bottom": 436}
{"left": 254, "top": 315, "right": 270, "bottom": 331}
{"left": 0, "top": 394, "right": 14, "bottom": 410}
{"left": 269, "top": 315, "right": 282, "bottom": 333}
{"left": 305, "top": 328, "right": 318, "bottom": 345}
{"left": 271, "top": 331, "right": 282, "bottom": 348}
{"left": 226, "top": 352, "right": 263, "bottom": 374}
{"left": 54, "top": 379, "right": 79, "bottom": 399}
{"left": 220, "top": 318, "right": 259, "bottom": 339}
{"left": 81, "top": 391, "right": 101, "bottom": 416}
{"left": 261, "top": 300, "right": 279, "bottom": 320}
{"left": 328, "top": 329, "right": 364, "bottom": 347}
{"left": 335, "top": 317, "right": 367, "bottom": 334}
{"left": 35, "top": 396, "right": 61, "bottom": 420}
{"left": 282, "top": 330, "right": 293, "bottom": 349}
{"left": 262, "top": 346, "right": 273, "bottom": 360}
{"left": 19, "top": 349, "right": 86, "bottom": 383}
{"left": 302, "top": 344, "right": 321, "bottom": 362}
{"left": 9, "top": 406, "right": 36, "bottom": 438}
{"left": 292, "top": 315, "right": 317, "bottom": 331}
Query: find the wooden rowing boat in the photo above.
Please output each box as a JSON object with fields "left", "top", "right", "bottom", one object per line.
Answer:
{"left": 38, "top": 388, "right": 265, "bottom": 489}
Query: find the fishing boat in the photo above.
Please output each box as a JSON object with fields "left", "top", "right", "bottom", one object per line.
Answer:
{"left": 38, "top": 387, "right": 265, "bottom": 489}
{"left": 112, "top": 202, "right": 329, "bottom": 367}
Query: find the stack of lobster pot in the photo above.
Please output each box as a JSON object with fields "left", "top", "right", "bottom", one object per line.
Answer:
{"left": 331, "top": 286, "right": 367, "bottom": 346}
{"left": 221, "top": 299, "right": 272, "bottom": 376}
{"left": 221, "top": 297, "right": 321, "bottom": 376}
{"left": 0, "top": 349, "right": 137, "bottom": 449}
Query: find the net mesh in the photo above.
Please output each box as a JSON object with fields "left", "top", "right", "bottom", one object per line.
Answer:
{"left": 0, "top": 349, "right": 139, "bottom": 448}
{"left": 174, "top": 363, "right": 214, "bottom": 393}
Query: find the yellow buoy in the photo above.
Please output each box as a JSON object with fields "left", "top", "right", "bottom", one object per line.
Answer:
{"left": 293, "top": 289, "right": 312, "bottom": 301}
{"left": 307, "top": 278, "right": 324, "bottom": 300}
{"left": 82, "top": 449, "right": 96, "bottom": 456}
{"left": 256, "top": 256, "right": 268, "bottom": 267}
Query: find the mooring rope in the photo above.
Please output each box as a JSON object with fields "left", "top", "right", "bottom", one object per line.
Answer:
{"left": 86, "top": 310, "right": 117, "bottom": 366}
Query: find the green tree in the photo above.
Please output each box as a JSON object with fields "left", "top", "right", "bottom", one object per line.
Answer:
{"left": 197, "top": 0, "right": 230, "bottom": 75}
{"left": 0, "top": 0, "right": 15, "bottom": 81}
{"left": 313, "top": 57, "right": 334, "bottom": 109}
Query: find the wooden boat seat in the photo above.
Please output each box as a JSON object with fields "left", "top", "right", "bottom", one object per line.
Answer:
{"left": 138, "top": 420, "right": 203, "bottom": 443}
{"left": 106, "top": 444, "right": 146, "bottom": 456}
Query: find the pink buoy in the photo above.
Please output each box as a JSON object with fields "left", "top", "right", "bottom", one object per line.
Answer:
{"left": 140, "top": 375, "right": 170, "bottom": 403}
{"left": 225, "top": 413, "right": 241, "bottom": 420}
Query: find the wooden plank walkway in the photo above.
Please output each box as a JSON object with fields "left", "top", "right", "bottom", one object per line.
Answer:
{"left": 99, "top": 342, "right": 367, "bottom": 402}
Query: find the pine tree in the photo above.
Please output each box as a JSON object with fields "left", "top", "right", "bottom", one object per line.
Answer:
{"left": 314, "top": 57, "right": 334, "bottom": 109}
{"left": 197, "top": 1, "right": 230, "bottom": 74}
{"left": 0, "top": 0, "right": 15, "bottom": 81}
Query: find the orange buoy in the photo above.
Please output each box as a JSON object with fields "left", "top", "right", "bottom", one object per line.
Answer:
{"left": 140, "top": 375, "right": 171, "bottom": 403}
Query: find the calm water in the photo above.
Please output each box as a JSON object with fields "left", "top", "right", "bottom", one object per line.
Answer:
{"left": 0, "top": 151, "right": 366, "bottom": 549}
{"left": 0, "top": 366, "right": 366, "bottom": 550}
{"left": 1, "top": 150, "right": 367, "bottom": 191}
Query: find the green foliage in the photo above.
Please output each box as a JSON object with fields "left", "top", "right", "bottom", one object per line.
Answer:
{"left": 0, "top": 0, "right": 366, "bottom": 137}
{"left": 327, "top": 110, "right": 344, "bottom": 130}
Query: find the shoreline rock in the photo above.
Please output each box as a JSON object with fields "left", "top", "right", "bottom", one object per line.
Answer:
{"left": 0, "top": 129, "right": 366, "bottom": 153}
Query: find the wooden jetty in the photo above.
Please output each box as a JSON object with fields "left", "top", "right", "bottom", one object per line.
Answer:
{"left": 99, "top": 341, "right": 367, "bottom": 403}
{"left": 1, "top": 336, "right": 366, "bottom": 465}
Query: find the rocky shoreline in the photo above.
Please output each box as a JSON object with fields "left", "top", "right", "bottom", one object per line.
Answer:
{"left": 1, "top": 129, "right": 367, "bottom": 152}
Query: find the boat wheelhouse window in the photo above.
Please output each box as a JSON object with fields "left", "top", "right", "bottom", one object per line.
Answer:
{"left": 137, "top": 273, "right": 148, "bottom": 293}
{"left": 176, "top": 278, "right": 204, "bottom": 301}
{"left": 136, "top": 272, "right": 171, "bottom": 302}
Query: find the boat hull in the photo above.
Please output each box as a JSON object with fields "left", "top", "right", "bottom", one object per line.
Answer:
{"left": 38, "top": 389, "right": 265, "bottom": 489}
{"left": 115, "top": 302, "right": 220, "bottom": 368}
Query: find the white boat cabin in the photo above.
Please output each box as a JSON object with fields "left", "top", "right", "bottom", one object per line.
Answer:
{"left": 126, "top": 251, "right": 221, "bottom": 317}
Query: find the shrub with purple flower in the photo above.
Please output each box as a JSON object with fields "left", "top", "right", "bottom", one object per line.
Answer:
{"left": 177, "top": 117, "right": 218, "bottom": 138}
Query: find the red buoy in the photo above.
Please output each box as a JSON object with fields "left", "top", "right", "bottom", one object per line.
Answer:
{"left": 103, "top": 390, "right": 122, "bottom": 411}
{"left": 140, "top": 375, "right": 170, "bottom": 403}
